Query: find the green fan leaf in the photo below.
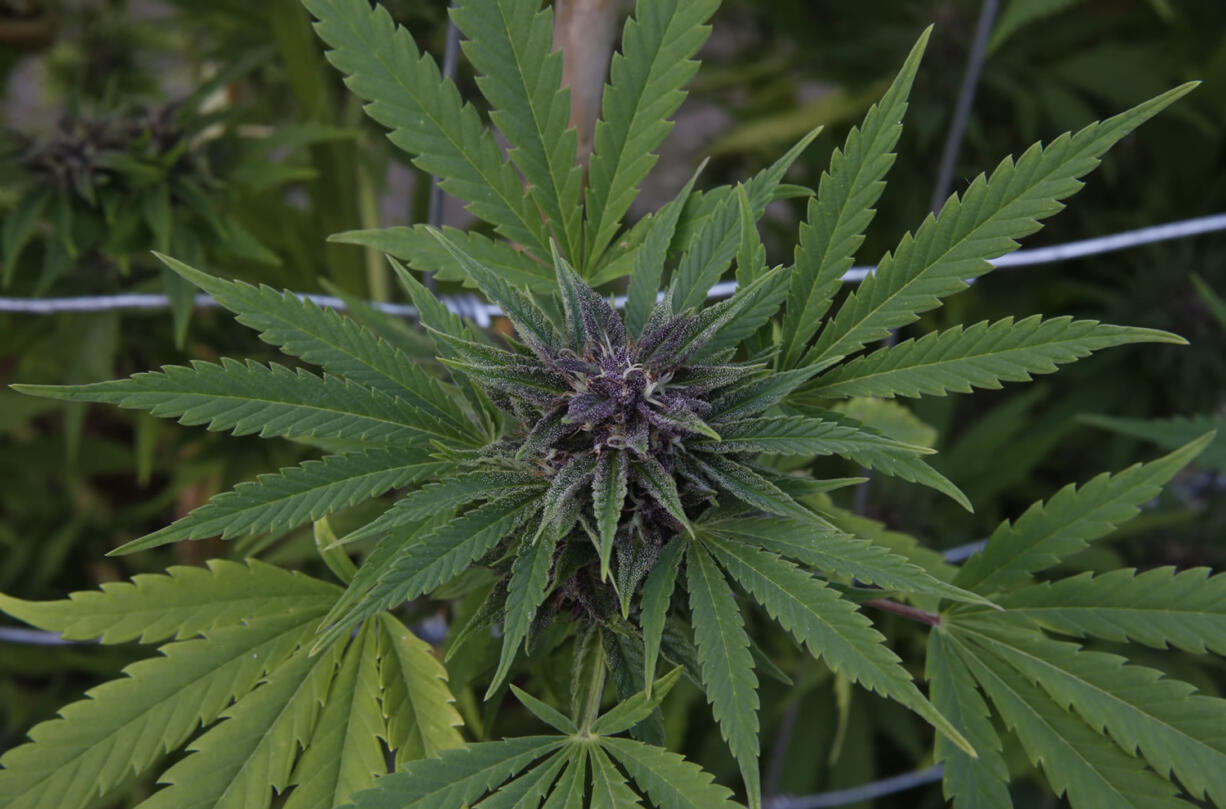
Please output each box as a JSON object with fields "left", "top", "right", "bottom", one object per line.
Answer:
{"left": 780, "top": 404, "right": 971, "bottom": 509}
{"left": 702, "top": 227, "right": 787, "bottom": 358}
{"left": 698, "top": 516, "right": 991, "bottom": 607}
{"left": 488, "top": 525, "right": 561, "bottom": 697}
{"left": 450, "top": 0, "right": 583, "bottom": 260}
{"left": 377, "top": 613, "right": 465, "bottom": 765}
{"left": 386, "top": 256, "right": 487, "bottom": 353}
{"left": 955, "top": 434, "right": 1213, "bottom": 594}
{"left": 428, "top": 228, "right": 562, "bottom": 358}
{"left": 926, "top": 631, "right": 1012, "bottom": 809}
{"left": 320, "top": 515, "right": 451, "bottom": 639}
{"left": 386, "top": 257, "right": 499, "bottom": 429}
{"left": 687, "top": 453, "right": 821, "bottom": 525}
{"left": 601, "top": 737, "right": 741, "bottom": 809}
{"left": 589, "top": 745, "right": 646, "bottom": 809}
{"left": 693, "top": 415, "right": 930, "bottom": 457}
{"left": 13, "top": 359, "right": 438, "bottom": 446}
{"left": 154, "top": 253, "right": 481, "bottom": 444}
{"left": 734, "top": 184, "right": 768, "bottom": 285}
{"left": 778, "top": 28, "right": 929, "bottom": 369}
{"left": 957, "top": 614, "right": 1226, "bottom": 804}
{"left": 470, "top": 749, "right": 570, "bottom": 809}
{"left": 301, "top": 0, "right": 550, "bottom": 257}
{"left": 639, "top": 539, "right": 685, "bottom": 694}
{"left": 541, "top": 747, "right": 587, "bottom": 809}
{"left": 510, "top": 685, "right": 577, "bottom": 735}
{"left": 805, "top": 83, "right": 1197, "bottom": 370}
{"left": 0, "top": 558, "right": 337, "bottom": 644}
{"left": 601, "top": 629, "right": 666, "bottom": 746}
{"left": 998, "top": 567, "right": 1226, "bottom": 655}
{"left": 0, "top": 613, "right": 323, "bottom": 809}
{"left": 283, "top": 623, "right": 385, "bottom": 809}
{"left": 583, "top": 0, "right": 719, "bottom": 271}
{"left": 804, "top": 317, "right": 1183, "bottom": 399}
{"left": 332, "top": 225, "right": 554, "bottom": 291}
{"left": 670, "top": 129, "right": 820, "bottom": 313}
{"left": 593, "top": 667, "right": 683, "bottom": 738}
{"left": 341, "top": 470, "right": 542, "bottom": 544}
{"left": 116, "top": 452, "right": 445, "bottom": 554}
{"left": 702, "top": 535, "right": 974, "bottom": 756}
{"left": 623, "top": 164, "right": 704, "bottom": 337}
{"left": 347, "top": 737, "right": 566, "bottom": 809}
{"left": 135, "top": 640, "right": 340, "bottom": 809}
{"left": 954, "top": 631, "right": 1192, "bottom": 809}
{"left": 686, "top": 543, "right": 761, "bottom": 809}
{"left": 321, "top": 491, "right": 544, "bottom": 644}
{"left": 593, "top": 450, "right": 629, "bottom": 580}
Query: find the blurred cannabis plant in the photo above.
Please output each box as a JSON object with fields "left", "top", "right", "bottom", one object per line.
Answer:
{"left": 1, "top": 1, "right": 1222, "bottom": 808}
{"left": 0, "top": 54, "right": 355, "bottom": 343}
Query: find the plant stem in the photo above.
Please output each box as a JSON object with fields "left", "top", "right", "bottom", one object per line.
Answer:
{"left": 930, "top": 0, "right": 1000, "bottom": 214}
{"left": 554, "top": 0, "right": 620, "bottom": 164}
{"left": 358, "top": 161, "right": 390, "bottom": 302}
{"left": 864, "top": 599, "right": 941, "bottom": 626}
{"left": 580, "top": 631, "right": 608, "bottom": 733}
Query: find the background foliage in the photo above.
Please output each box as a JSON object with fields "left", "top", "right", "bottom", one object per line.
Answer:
{"left": 1, "top": 0, "right": 1224, "bottom": 806}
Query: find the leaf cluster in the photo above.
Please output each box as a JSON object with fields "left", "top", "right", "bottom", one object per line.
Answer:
{"left": 2, "top": 1, "right": 1221, "bottom": 808}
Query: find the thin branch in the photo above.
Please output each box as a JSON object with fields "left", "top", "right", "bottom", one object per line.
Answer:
{"left": 424, "top": 2, "right": 462, "bottom": 292}
{"left": 864, "top": 599, "right": 941, "bottom": 626}
{"left": 764, "top": 696, "right": 802, "bottom": 798}
{"left": 930, "top": 0, "right": 1000, "bottom": 213}
{"left": 764, "top": 765, "right": 944, "bottom": 809}
{"left": 0, "top": 628, "right": 88, "bottom": 646}
{"left": 3, "top": 212, "right": 1225, "bottom": 315}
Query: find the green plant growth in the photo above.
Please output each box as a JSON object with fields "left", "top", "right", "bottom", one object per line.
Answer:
{"left": 1, "top": 1, "right": 1221, "bottom": 808}
{"left": 1081, "top": 273, "right": 1226, "bottom": 475}
{"left": 0, "top": 56, "right": 357, "bottom": 343}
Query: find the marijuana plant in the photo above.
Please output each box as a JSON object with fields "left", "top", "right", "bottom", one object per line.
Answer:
{"left": 1, "top": 1, "right": 1221, "bottom": 808}
{"left": 0, "top": 57, "right": 353, "bottom": 343}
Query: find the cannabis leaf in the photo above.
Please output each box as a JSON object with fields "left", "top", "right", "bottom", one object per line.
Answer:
{"left": 450, "top": 0, "right": 583, "bottom": 259}
{"left": 347, "top": 674, "right": 734, "bottom": 809}
{"left": 802, "top": 82, "right": 1196, "bottom": 370}
{"left": 926, "top": 435, "right": 1218, "bottom": 809}
{"left": 584, "top": 0, "right": 719, "bottom": 273}
{"left": 0, "top": 561, "right": 463, "bottom": 809}
{"left": 955, "top": 433, "right": 1213, "bottom": 594}
{"left": 998, "top": 566, "right": 1226, "bottom": 654}
{"left": 118, "top": 451, "right": 446, "bottom": 554}
{"left": 777, "top": 28, "right": 929, "bottom": 369}
{"left": 13, "top": 360, "right": 443, "bottom": 446}
{"left": 703, "top": 535, "right": 974, "bottom": 756}
{"left": 802, "top": 317, "right": 1184, "bottom": 400}
{"left": 7, "top": 1, "right": 1209, "bottom": 806}
{"left": 685, "top": 543, "right": 761, "bottom": 808}
{"left": 958, "top": 614, "right": 1226, "bottom": 805}
{"left": 301, "top": 0, "right": 552, "bottom": 257}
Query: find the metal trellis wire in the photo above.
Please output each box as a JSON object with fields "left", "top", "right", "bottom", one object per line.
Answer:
{"left": 2, "top": 212, "right": 1224, "bottom": 321}
{"left": 764, "top": 765, "right": 945, "bottom": 809}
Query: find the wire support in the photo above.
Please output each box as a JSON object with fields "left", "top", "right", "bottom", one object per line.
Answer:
{"left": 0, "top": 213, "right": 1223, "bottom": 318}
{"left": 764, "top": 765, "right": 944, "bottom": 809}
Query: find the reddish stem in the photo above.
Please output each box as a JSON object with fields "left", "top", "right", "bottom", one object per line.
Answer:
{"left": 864, "top": 598, "right": 941, "bottom": 626}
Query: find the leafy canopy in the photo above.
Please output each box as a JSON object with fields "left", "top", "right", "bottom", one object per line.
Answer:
{"left": 2, "top": 1, "right": 1214, "bottom": 808}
